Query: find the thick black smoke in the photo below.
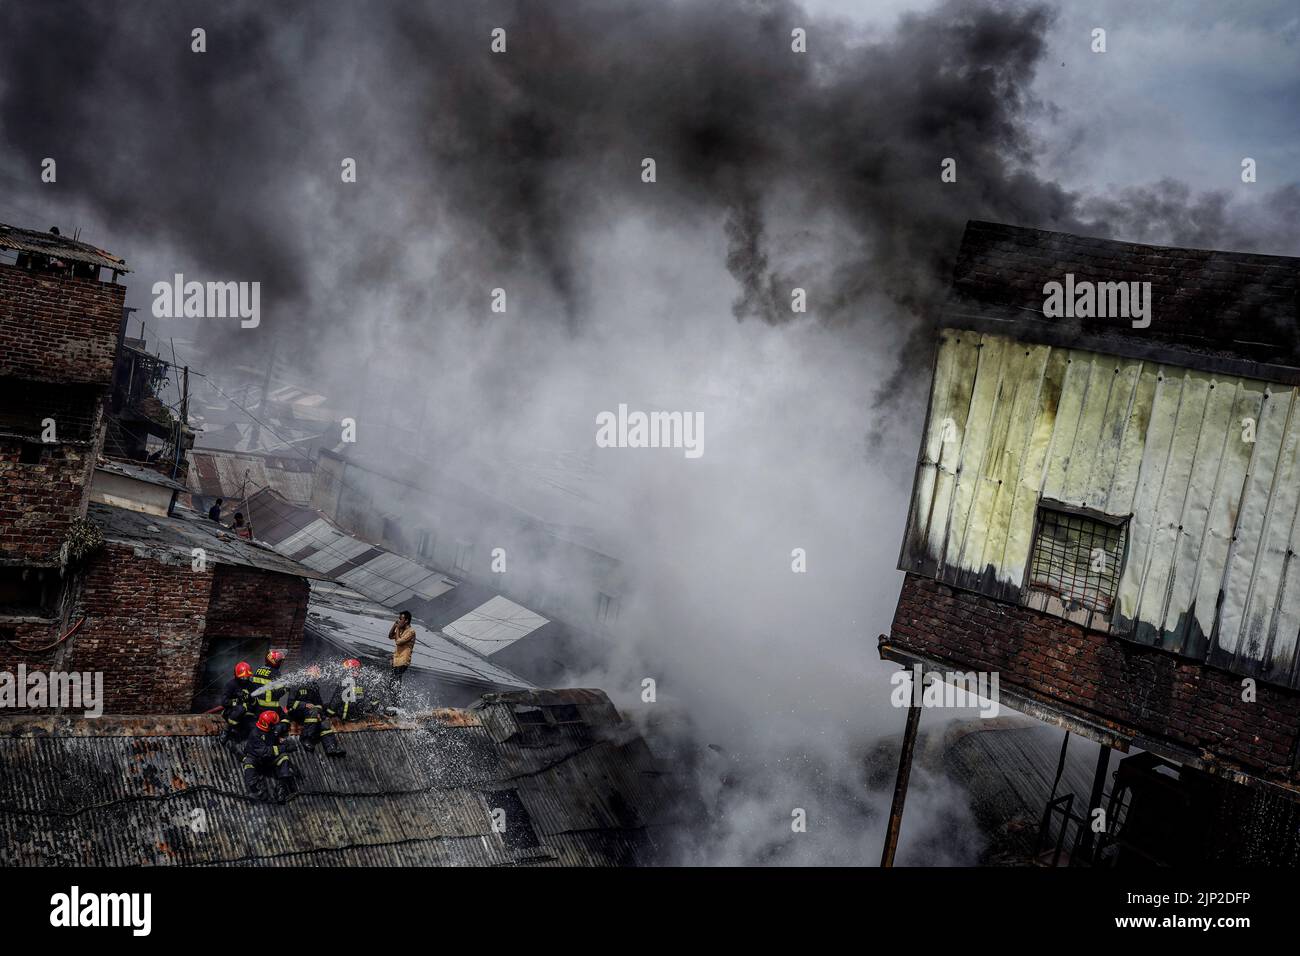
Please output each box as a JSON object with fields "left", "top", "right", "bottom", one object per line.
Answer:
{"left": 2, "top": 0, "right": 1292, "bottom": 378}
{"left": 0, "top": 2, "right": 1043, "bottom": 358}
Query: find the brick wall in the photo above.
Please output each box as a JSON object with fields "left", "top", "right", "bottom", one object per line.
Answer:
{"left": 204, "top": 564, "right": 308, "bottom": 660}
{"left": 0, "top": 424, "right": 100, "bottom": 566}
{"left": 62, "top": 544, "right": 210, "bottom": 713}
{"left": 0, "top": 265, "right": 126, "bottom": 385}
{"left": 0, "top": 261, "right": 122, "bottom": 565}
{"left": 0, "top": 546, "right": 309, "bottom": 715}
{"left": 888, "top": 573, "right": 1300, "bottom": 783}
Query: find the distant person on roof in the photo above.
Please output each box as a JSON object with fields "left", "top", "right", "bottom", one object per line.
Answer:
{"left": 208, "top": 498, "right": 223, "bottom": 522}
{"left": 230, "top": 511, "right": 252, "bottom": 540}
{"left": 387, "top": 611, "right": 416, "bottom": 707}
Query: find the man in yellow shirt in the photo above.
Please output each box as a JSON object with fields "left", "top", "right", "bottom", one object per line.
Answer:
{"left": 387, "top": 610, "right": 416, "bottom": 707}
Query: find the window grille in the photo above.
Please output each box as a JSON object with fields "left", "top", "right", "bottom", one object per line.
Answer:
{"left": 1028, "top": 506, "right": 1126, "bottom": 614}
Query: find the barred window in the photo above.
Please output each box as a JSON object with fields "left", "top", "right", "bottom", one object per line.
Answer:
{"left": 1027, "top": 505, "right": 1127, "bottom": 615}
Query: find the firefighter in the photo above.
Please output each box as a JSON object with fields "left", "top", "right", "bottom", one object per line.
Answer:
{"left": 285, "top": 663, "right": 345, "bottom": 756}
{"left": 326, "top": 658, "right": 376, "bottom": 722}
{"left": 242, "top": 710, "right": 298, "bottom": 804}
{"left": 250, "top": 649, "right": 290, "bottom": 738}
{"left": 217, "top": 661, "right": 257, "bottom": 754}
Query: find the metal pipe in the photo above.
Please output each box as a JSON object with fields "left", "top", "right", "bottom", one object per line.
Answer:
{"left": 1073, "top": 743, "right": 1112, "bottom": 864}
{"left": 880, "top": 700, "right": 922, "bottom": 868}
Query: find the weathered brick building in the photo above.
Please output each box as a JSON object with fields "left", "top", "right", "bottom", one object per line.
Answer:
{"left": 0, "top": 224, "right": 129, "bottom": 641}
{"left": 63, "top": 499, "right": 316, "bottom": 713}
{"left": 880, "top": 221, "right": 1300, "bottom": 866}
{"left": 0, "top": 223, "right": 318, "bottom": 714}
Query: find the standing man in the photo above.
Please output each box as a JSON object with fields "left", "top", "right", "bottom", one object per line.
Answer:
{"left": 208, "top": 498, "right": 223, "bottom": 522}
{"left": 387, "top": 611, "right": 416, "bottom": 707}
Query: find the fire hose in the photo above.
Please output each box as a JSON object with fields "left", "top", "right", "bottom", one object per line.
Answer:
{"left": 4, "top": 615, "right": 85, "bottom": 653}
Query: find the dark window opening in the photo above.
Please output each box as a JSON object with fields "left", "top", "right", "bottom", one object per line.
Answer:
{"left": 453, "top": 541, "right": 472, "bottom": 574}
{"left": 1027, "top": 504, "right": 1127, "bottom": 615}
{"left": 416, "top": 528, "right": 436, "bottom": 560}
{"left": 597, "top": 591, "right": 619, "bottom": 624}
{"left": 0, "top": 379, "right": 100, "bottom": 444}
{"left": 0, "top": 567, "right": 59, "bottom": 617}
{"left": 487, "top": 788, "right": 541, "bottom": 850}
{"left": 18, "top": 442, "right": 42, "bottom": 464}
{"left": 548, "top": 704, "right": 582, "bottom": 724}
{"left": 514, "top": 705, "right": 548, "bottom": 724}
{"left": 192, "top": 635, "right": 271, "bottom": 712}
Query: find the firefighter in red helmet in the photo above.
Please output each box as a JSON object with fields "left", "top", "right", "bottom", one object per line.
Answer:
{"left": 284, "top": 662, "right": 345, "bottom": 757}
{"left": 217, "top": 661, "right": 257, "bottom": 755}
{"left": 242, "top": 709, "right": 298, "bottom": 803}
{"left": 326, "top": 659, "right": 374, "bottom": 722}
{"left": 250, "top": 649, "right": 290, "bottom": 738}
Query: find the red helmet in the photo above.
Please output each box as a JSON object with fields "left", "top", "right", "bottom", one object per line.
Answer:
{"left": 266, "top": 649, "right": 286, "bottom": 667}
{"left": 256, "top": 710, "right": 280, "bottom": 732}
{"left": 342, "top": 658, "right": 361, "bottom": 671}
{"left": 234, "top": 661, "right": 253, "bottom": 679}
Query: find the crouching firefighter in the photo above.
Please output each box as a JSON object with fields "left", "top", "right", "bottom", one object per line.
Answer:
{"left": 326, "top": 659, "right": 376, "bottom": 722}
{"left": 286, "top": 664, "right": 345, "bottom": 756}
{"left": 242, "top": 710, "right": 299, "bottom": 804}
{"left": 217, "top": 661, "right": 257, "bottom": 755}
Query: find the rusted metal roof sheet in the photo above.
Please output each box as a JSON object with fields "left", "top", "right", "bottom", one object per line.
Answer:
{"left": 901, "top": 329, "right": 1300, "bottom": 688}
{"left": 0, "top": 222, "right": 129, "bottom": 272}
{"left": 189, "top": 450, "right": 315, "bottom": 506}
{"left": 0, "top": 693, "right": 686, "bottom": 866}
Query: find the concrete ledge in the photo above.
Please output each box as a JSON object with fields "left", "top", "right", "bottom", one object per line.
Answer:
{"left": 0, "top": 707, "right": 480, "bottom": 738}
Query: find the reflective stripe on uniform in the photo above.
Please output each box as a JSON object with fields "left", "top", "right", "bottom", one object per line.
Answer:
{"left": 252, "top": 666, "right": 280, "bottom": 707}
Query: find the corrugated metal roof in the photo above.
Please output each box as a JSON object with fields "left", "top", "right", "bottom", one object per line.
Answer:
{"left": 306, "top": 581, "right": 533, "bottom": 692}
{"left": 338, "top": 551, "right": 455, "bottom": 605}
{"left": 0, "top": 694, "right": 686, "bottom": 866}
{"left": 189, "top": 450, "right": 315, "bottom": 506}
{"left": 901, "top": 329, "right": 1300, "bottom": 688}
{"left": 96, "top": 459, "right": 189, "bottom": 492}
{"left": 0, "top": 222, "right": 129, "bottom": 272}
{"left": 89, "top": 501, "right": 330, "bottom": 581}
{"left": 443, "top": 595, "right": 549, "bottom": 656}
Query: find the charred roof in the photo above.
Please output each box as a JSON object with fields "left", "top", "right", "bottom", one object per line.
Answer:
{"left": 0, "top": 222, "right": 129, "bottom": 273}
{"left": 89, "top": 500, "right": 331, "bottom": 581}
{"left": 944, "top": 221, "right": 1300, "bottom": 383}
